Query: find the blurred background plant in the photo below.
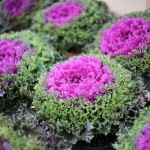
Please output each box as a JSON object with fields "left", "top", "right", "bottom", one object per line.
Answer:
{"left": 31, "top": 0, "right": 113, "bottom": 57}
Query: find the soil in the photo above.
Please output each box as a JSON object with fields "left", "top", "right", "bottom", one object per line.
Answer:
{"left": 72, "top": 134, "right": 116, "bottom": 150}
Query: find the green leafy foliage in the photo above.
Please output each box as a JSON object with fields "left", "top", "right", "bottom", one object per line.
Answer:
{"left": 0, "top": 115, "right": 46, "bottom": 150}
{"left": 126, "top": 9, "right": 150, "bottom": 20}
{"left": 9, "top": 105, "right": 58, "bottom": 150}
{"left": 115, "top": 106, "right": 150, "bottom": 150}
{"left": 0, "top": 30, "right": 61, "bottom": 112}
{"left": 33, "top": 54, "right": 144, "bottom": 145}
{"left": 92, "top": 10, "right": 150, "bottom": 77}
{"left": 31, "top": 0, "right": 111, "bottom": 53}
{"left": 9, "top": 105, "right": 79, "bottom": 150}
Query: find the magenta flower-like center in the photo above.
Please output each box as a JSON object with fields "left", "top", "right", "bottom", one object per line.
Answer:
{"left": 100, "top": 18, "right": 150, "bottom": 58}
{"left": 0, "top": 39, "right": 27, "bottom": 75}
{"left": 135, "top": 123, "right": 150, "bottom": 150}
{"left": 3, "top": 0, "right": 35, "bottom": 17}
{"left": 0, "top": 141, "right": 10, "bottom": 150}
{"left": 46, "top": 56, "right": 116, "bottom": 102}
{"left": 44, "top": 1, "right": 85, "bottom": 26}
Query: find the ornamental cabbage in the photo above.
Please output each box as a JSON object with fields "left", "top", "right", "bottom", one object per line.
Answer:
{"left": 115, "top": 107, "right": 150, "bottom": 150}
{"left": 135, "top": 123, "right": 150, "bottom": 150}
{"left": 0, "top": 31, "right": 60, "bottom": 112}
{"left": 33, "top": 54, "right": 143, "bottom": 145}
{"left": 0, "top": 0, "right": 53, "bottom": 33}
{"left": 92, "top": 12, "right": 150, "bottom": 76}
{"left": 3, "top": 0, "right": 35, "bottom": 17}
{"left": 32, "top": 0, "right": 109, "bottom": 53}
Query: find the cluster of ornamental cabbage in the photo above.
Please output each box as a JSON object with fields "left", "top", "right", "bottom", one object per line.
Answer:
{"left": 0, "top": 1, "right": 149, "bottom": 149}
{"left": 31, "top": 0, "right": 110, "bottom": 53}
